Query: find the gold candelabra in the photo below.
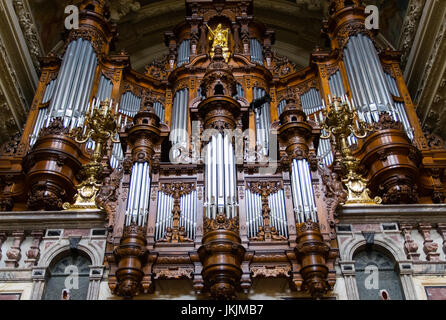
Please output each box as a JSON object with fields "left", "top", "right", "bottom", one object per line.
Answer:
{"left": 63, "top": 99, "right": 120, "bottom": 210}
{"left": 321, "top": 96, "right": 381, "bottom": 205}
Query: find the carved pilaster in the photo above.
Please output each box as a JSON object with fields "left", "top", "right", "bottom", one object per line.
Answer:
{"left": 418, "top": 223, "right": 440, "bottom": 262}
{"left": 5, "top": 230, "right": 25, "bottom": 268}
{"left": 436, "top": 223, "right": 446, "bottom": 255}
{"left": 400, "top": 224, "right": 420, "bottom": 261}
{"left": 25, "top": 230, "right": 44, "bottom": 267}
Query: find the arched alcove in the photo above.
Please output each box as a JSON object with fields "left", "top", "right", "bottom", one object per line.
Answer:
{"left": 353, "top": 246, "right": 405, "bottom": 300}
{"left": 42, "top": 251, "right": 91, "bottom": 300}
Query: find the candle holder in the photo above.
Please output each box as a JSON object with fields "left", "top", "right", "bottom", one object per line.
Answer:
{"left": 321, "top": 96, "right": 381, "bottom": 205}
{"left": 63, "top": 99, "right": 120, "bottom": 210}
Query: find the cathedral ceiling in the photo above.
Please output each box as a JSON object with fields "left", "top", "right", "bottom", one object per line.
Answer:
{"left": 2, "top": 0, "right": 446, "bottom": 146}
{"left": 29, "top": 0, "right": 409, "bottom": 71}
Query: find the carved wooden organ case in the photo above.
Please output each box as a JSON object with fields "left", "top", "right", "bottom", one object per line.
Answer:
{"left": 1, "top": 0, "right": 446, "bottom": 300}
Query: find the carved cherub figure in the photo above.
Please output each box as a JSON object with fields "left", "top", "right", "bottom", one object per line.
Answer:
{"left": 250, "top": 226, "right": 265, "bottom": 241}
{"left": 159, "top": 227, "right": 173, "bottom": 242}
{"left": 178, "top": 226, "right": 193, "bottom": 242}
{"left": 271, "top": 227, "right": 287, "bottom": 241}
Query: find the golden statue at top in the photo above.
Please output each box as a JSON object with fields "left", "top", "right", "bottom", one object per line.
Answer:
{"left": 207, "top": 23, "right": 230, "bottom": 62}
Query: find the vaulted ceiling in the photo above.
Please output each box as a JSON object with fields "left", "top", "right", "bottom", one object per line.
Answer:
{"left": 1, "top": 0, "right": 445, "bottom": 146}
{"left": 29, "top": 0, "right": 409, "bottom": 72}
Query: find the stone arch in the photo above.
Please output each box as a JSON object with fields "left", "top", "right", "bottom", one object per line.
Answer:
{"left": 38, "top": 240, "right": 103, "bottom": 268}
{"left": 340, "top": 235, "right": 405, "bottom": 262}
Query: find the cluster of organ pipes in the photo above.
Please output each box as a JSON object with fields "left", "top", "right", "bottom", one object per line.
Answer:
{"left": 119, "top": 91, "right": 142, "bottom": 118}
{"left": 204, "top": 133, "right": 238, "bottom": 219}
{"left": 155, "top": 191, "right": 174, "bottom": 240}
{"left": 47, "top": 38, "right": 97, "bottom": 128}
{"left": 96, "top": 75, "right": 113, "bottom": 102}
{"left": 154, "top": 190, "right": 198, "bottom": 241}
{"left": 290, "top": 158, "right": 318, "bottom": 224}
{"left": 250, "top": 38, "right": 264, "bottom": 65}
{"left": 245, "top": 188, "right": 288, "bottom": 239}
{"left": 170, "top": 88, "right": 189, "bottom": 153}
{"left": 177, "top": 40, "right": 191, "bottom": 67}
{"left": 385, "top": 73, "right": 414, "bottom": 140}
{"left": 125, "top": 162, "right": 151, "bottom": 226}
{"left": 343, "top": 33, "right": 412, "bottom": 134}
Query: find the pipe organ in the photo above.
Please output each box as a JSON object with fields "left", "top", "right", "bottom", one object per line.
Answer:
{"left": 48, "top": 38, "right": 97, "bottom": 125}
{"left": 253, "top": 87, "right": 271, "bottom": 156}
{"left": 1, "top": 0, "right": 446, "bottom": 301}
{"left": 119, "top": 91, "right": 142, "bottom": 118}
{"left": 250, "top": 38, "right": 264, "bottom": 65}
{"left": 170, "top": 88, "right": 189, "bottom": 148}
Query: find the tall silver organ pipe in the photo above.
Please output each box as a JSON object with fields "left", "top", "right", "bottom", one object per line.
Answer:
{"left": 119, "top": 91, "right": 141, "bottom": 118}
{"left": 205, "top": 133, "right": 238, "bottom": 219}
{"left": 155, "top": 191, "right": 174, "bottom": 240}
{"left": 153, "top": 102, "right": 165, "bottom": 123}
{"left": 245, "top": 188, "right": 263, "bottom": 238}
{"left": 47, "top": 38, "right": 97, "bottom": 128}
{"left": 170, "top": 88, "right": 189, "bottom": 146}
{"left": 96, "top": 75, "right": 113, "bottom": 102}
{"left": 300, "top": 88, "right": 334, "bottom": 166}
{"left": 234, "top": 83, "right": 245, "bottom": 99}
{"left": 329, "top": 70, "right": 346, "bottom": 98}
{"left": 30, "top": 80, "right": 57, "bottom": 146}
{"left": 245, "top": 188, "right": 288, "bottom": 239}
{"left": 277, "top": 99, "right": 286, "bottom": 117}
{"left": 177, "top": 39, "right": 191, "bottom": 67}
{"left": 179, "top": 190, "right": 197, "bottom": 240}
{"left": 268, "top": 189, "right": 288, "bottom": 238}
{"left": 125, "top": 162, "right": 151, "bottom": 226}
{"left": 253, "top": 87, "right": 271, "bottom": 156}
{"left": 250, "top": 38, "right": 264, "bottom": 65}
{"left": 343, "top": 34, "right": 396, "bottom": 123}
{"left": 110, "top": 135, "right": 124, "bottom": 169}
{"left": 290, "top": 158, "right": 317, "bottom": 224}
{"left": 385, "top": 73, "right": 414, "bottom": 140}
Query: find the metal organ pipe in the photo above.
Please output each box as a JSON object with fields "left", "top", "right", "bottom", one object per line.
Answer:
{"left": 385, "top": 73, "right": 414, "bottom": 140}
{"left": 300, "top": 88, "right": 334, "bottom": 166}
{"left": 46, "top": 38, "right": 97, "bottom": 130}
{"left": 250, "top": 39, "right": 264, "bottom": 65}
{"left": 254, "top": 88, "right": 270, "bottom": 156}
{"left": 153, "top": 102, "right": 165, "bottom": 123}
{"left": 125, "top": 162, "right": 152, "bottom": 226}
{"left": 344, "top": 34, "right": 397, "bottom": 123}
{"left": 291, "top": 159, "right": 317, "bottom": 224}
{"left": 30, "top": 80, "right": 57, "bottom": 146}
{"left": 205, "top": 133, "right": 237, "bottom": 219}
{"left": 177, "top": 40, "right": 191, "bottom": 67}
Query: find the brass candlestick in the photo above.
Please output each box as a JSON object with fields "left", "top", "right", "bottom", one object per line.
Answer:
{"left": 321, "top": 96, "right": 381, "bottom": 205}
{"left": 63, "top": 99, "right": 120, "bottom": 210}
